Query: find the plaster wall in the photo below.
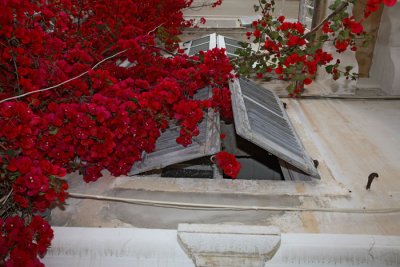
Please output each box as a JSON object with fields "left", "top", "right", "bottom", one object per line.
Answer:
{"left": 370, "top": 3, "right": 400, "bottom": 95}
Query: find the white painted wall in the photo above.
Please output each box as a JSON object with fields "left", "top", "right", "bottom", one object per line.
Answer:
{"left": 369, "top": 3, "right": 400, "bottom": 95}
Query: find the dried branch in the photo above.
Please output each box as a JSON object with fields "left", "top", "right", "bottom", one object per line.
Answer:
{"left": 303, "top": 1, "right": 350, "bottom": 40}
{"left": 0, "top": 189, "right": 12, "bottom": 206}
{"left": 147, "top": 23, "right": 164, "bottom": 35}
{"left": 141, "top": 43, "right": 200, "bottom": 63}
{"left": 0, "top": 49, "right": 129, "bottom": 104}
{"left": 0, "top": 23, "right": 166, "bottom": 104}
{"left": 12, "top": 56, "right": 21, "bottom": 94}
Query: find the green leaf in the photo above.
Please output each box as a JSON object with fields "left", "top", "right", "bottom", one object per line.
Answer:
{"left": 286, "top": 83, "right": 295, "bottom": 94}
{"left": 325, "top": 65, "right": 334, "bottom": 73}
{"left": 238, "top": 41, "right": 249, "bottom": 48}
{"left": 270, "top": 31, "right": 279, "bottom": 40}
{"left": 319, "top": 35, "right": 329, "bottom": 42}
{"left": 130, "top": 97, "right": 139, "bottom": 104}
{"left": 330, "top": 22, "right": 340, "bottom": 32}
{"left": 49, "top": 127, "right": 59, "bottom": 135}
{"left": 362, "top": 40, "right": 369, "bottom": 47}
{"left": 306, "top": 44, "right": 321, "bottom": 54}
{"left": 329, "top": 0, "right": 342, "bottom": 11}
{"left": 253, "top": 5, "right": 260, "bottom": 12}
{"left": 341, "top": 29, "right": 350, "bottom": 40}
{"left": 5, "top": 149, "right": 17, "bottom": 157}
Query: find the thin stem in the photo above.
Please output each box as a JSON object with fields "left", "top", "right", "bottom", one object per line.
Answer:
{"left": 0, "top": 23, "right": 165, "bottom": 104}
{"left": 258, "top": 0, "right": 266, "bottom": 13}
{"left": 12, "top": 56, "right": 21, "bottom": 94}
{"left": 0, "top": 189, "right": 13, "bottom": 206}
{"left": 0, "top": 49, "right": 129, "bottom": 104}
{"left": 141, "top": 43, "right": 199, "bottom": 63}
{"left": 147, "top": 23, "right": 164, "bottom": 35}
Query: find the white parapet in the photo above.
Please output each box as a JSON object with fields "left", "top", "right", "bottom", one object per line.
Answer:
{"left": 43, "top": 226, "right": 400, "bottom": 267}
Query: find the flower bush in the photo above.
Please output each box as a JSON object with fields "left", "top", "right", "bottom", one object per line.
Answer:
{"left": 0, "top": 0, "right": 396, "bottom": 265}
{"left": 0, "top": 0, "right": 230, "bottom": 264}
{"left": 233, "top": 0, "right": 397, "bottom": 96}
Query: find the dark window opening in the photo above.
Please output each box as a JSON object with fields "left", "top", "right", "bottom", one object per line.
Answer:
{"left": 158, "top": 121, "right": 284, "bottom": 181}
{"left": 220, "top": 122, "right": 284, "bottom": 180}
{"left": 161, "top": 157, "right": 214, "bottom": 179}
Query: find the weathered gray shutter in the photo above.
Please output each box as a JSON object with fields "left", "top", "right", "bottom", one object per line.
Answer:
{"left": 229, "top": 78, "right": 319, "bottom": 178}
{"left": 220, "top": 36, "right": 242, "bottom": 58}
{"left": 185, "top": 34, "right": 244, "bottom": 58}
{"left": 129, "top": 87, "right": 220, "bottom": 175}
{"left": 185, "top": 34, "right": 215, "bottom": 56}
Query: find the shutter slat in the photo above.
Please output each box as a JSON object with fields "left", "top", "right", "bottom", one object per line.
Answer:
{"left": 129, "top": 87, "right": 220, "bottom": 175}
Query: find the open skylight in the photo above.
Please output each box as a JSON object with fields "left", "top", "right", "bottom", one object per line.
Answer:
{"left": 129, "top": 35, "right": 319, "bottom": 180}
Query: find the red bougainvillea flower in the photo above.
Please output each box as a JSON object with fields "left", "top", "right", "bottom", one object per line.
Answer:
{"left": 253, "top": 29, "right": 261, "bottom": 38}
{"left": 214, "top": 151, "right": 241, "bottom": 179}
{"left": 384, "top": 0, "right": 397, "bottom": 6}
{"left": 303, "top": 78, "right": 313, "bottom": 85}
{"left": 365, "top": 0, "right": 397, "bottom": 17}
{"left": 335, "top": 39, "right": 349, "bottom": 53}
{"left": 322, "top": 22, "right": 334, "bottom": 33}
{"left": 343, "top": 17, "right": 364, "bottom": 35}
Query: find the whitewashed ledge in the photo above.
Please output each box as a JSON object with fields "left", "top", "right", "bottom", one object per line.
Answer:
{"left": 43, "top": 225, "right": 400, "bottom": 267}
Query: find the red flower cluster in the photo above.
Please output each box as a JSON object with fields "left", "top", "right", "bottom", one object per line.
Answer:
{"left": 277, "top": 21, "right": 305, "bottom": 35}
{"left": 211, "top": 0, "right": 223, "bottom": 8}
{"left": 0, "top": 216, "right": 53, "bottom": 266}
{"left": 344, "top": 17, "right": 364, "bottom": 35}
{"left": 10, "top": 159, "right": 68, "bottom": 212}
{"left": 174, "top": 100, "right": 203, "bottom": 146}
{"left": 215, "top": 152, "right": 241, "bottom": 178}
{"left": 322, "top": 22, "right": 334, "bottom": 33}
{"left": 365, "top": 0, "right": 397, "bottom": 17}
{"left": 211, "top": 87, "right": 233, "bottom": 121}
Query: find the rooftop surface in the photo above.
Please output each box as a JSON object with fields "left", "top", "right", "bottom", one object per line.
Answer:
{"left": 50, "top": 92, "right": 400, "bottom": 235}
